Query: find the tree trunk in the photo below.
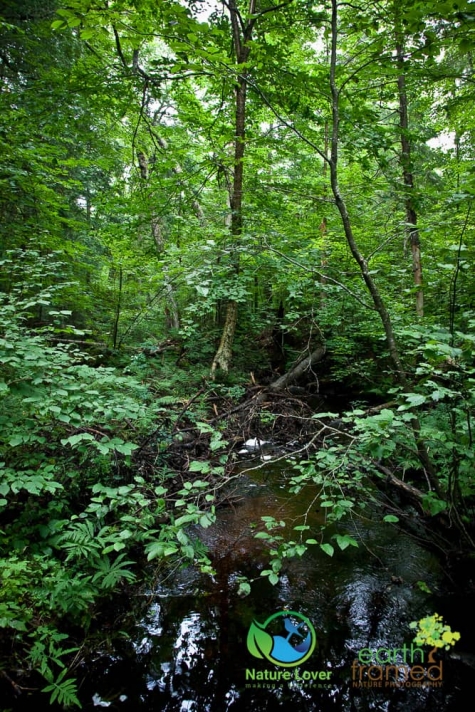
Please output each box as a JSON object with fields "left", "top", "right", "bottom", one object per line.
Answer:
{"left": 112, "top": 266, "right": 123, "bottom": 349}
{"left": 156, "top": 136, "right": 205, "bottom": 224}
{"left": 138, "top": 129, "right": 207, "bottom": 333}
{"left": 210, "top": 0, "right": 255, "bottom": 377}
{"left": 396, "top": 41, "right": 423, "bottom": 317}
{"left": 210, "top": 299, "right": 238, "bottom": 376}
{"left": 151, "top": 215, "right": 180, "bottom": 330}
{"left": 329, "top": 0, "right": 441, "bottom": 497}
{"left": 319, "top": 40, "right": 330, "bottom": 307}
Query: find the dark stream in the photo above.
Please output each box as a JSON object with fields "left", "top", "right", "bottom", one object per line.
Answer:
{"left": 5, "top": 455, "right": 475, "bottom": 711}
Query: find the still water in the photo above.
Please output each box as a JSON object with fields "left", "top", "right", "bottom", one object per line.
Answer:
{"left": 73, "top": 460, "right": 473, "bottom": 712}
{"left": 4, "top": 458, "right": 473, "bottom": 711}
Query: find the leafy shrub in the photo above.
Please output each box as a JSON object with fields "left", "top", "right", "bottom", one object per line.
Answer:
{"left": 0, "top": 258, "right": 178, "bottom": 706}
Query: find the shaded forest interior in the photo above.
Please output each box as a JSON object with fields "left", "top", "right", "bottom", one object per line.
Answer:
{"left": 1, "top": 0, "right": 475, "bottom": 707}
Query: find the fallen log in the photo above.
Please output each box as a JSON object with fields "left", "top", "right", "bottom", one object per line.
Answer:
{"left": 268, "top": 345, "right": 326, "bottom": 391}
{"left": 372, "top": 461, "right": 427, "bottom": 510}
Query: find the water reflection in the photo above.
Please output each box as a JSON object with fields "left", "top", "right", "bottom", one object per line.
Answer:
{"left": 6, "top": 462, "right": 471, "bottom": 710}
{"left": 73, "top": 464, "right": 469, "bottom": 712}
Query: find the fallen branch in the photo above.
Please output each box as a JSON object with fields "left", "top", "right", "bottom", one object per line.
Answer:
{"left": 269, "top": 345, "right": 326, "bottom": 391}
{"left": 372, "top": 461, "right": 427, "bottom": 510}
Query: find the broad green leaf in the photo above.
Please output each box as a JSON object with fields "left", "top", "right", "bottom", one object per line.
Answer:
{"left": 320, "top": 543, "right": 334, "bottom": 557}
{"left": 237, "top": 581, "right": 251, "bottom": 597}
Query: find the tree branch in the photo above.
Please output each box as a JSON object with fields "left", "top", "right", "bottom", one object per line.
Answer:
{"left": 112, "top": 25, "right": 128, "bottom": 70}
{"left": 254, "top": 0, "right": 294, "bottom": 18}
{"left": 245, "top": 76, "right": 331, "bottom": 165}
{"left": 264, "top": 242, "right": 375, "bottom": 310}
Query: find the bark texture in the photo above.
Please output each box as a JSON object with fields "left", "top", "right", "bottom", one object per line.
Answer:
{"left": 396, "top": 42, "right": 423, "bottom": 317}
{"left": 329, "top": 0, "right": 441, "bottom": 497}
{"left": 269, "top": 346, "right": 326, "bottom": 391}
{"left": 210, "top": 299, "right": 238, "bottom": 376}
{"left": 210, "top": 0, "right": 256, "bottom": 377}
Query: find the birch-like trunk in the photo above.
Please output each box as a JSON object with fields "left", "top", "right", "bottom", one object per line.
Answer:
{"left": 151, "top": 217, "right": 180, "bottom": 330}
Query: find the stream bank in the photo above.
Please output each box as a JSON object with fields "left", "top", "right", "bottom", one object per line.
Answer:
{"left": 4, "top": 449, "right": 473, "bottom": 711}
{"left": 71, "top": 464, "right": 475, "bottom": 711}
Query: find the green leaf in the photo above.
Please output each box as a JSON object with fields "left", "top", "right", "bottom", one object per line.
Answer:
{"left": 237, "top": 581, "right": 251, "bottom": 597}
{"left": 320, "top": 543, "right": 334, "bottom": 557}
{"left": 80, "top": 28, "right": 96, "bottom": 39}
{"left": 146, "top": 542, "right": 165, "bottom": 561}
{"left": 61, "top": 433, "right": 95, "bottom": 447}
{"left": 51, "top": 20, "right": 67, "bottom": 30}
{"left": 422, "top": 493, "right": 447, "bottom": 516}
{"left": 416, "top": 580, "right": 432, "bottom": 594}
{"left": 383, "top": 514, "right": 399, "bottom": 523}
{"left": 405, "top": 393, "right": 427, "bottom": 407}
{"left": 199, "top": 514, "right": 213, "bottom": 528}
{"left": 176, "top": 528, "right": 189, "bottom": 545}
{"left": 189, "top": 460, "right": 207, "bottom": 472}
{"left": 332, "top": 534, "right": 358, "bottom": 550}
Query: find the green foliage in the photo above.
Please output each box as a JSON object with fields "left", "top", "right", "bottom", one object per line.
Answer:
{"left": 2, "top": 0, "right": 475, "bottom": 701}
{"left": 0, "top": 261, "right": 217, "bottom": 704}
{"left": 42, "top": 668, "right": 82, "bottom": 709}
{"left": 416, "top": 580, "right": 432, "bottom": 594}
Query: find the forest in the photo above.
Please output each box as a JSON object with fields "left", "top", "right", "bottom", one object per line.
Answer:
{"left": 1, "top": 0, "right": 474, "bottom": 709}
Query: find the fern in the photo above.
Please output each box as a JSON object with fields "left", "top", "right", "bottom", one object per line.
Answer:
{"left": 48, "top": 572, "right": 97, "bottom": 613}
{"left": 42, "top": 668, "right": 82, "bottom": 708}
{"left": 155, "top": 395, "right": 177, "bottom": 405}
{"left": 59, "top": 521, "right": 103, "bottom": 562}
{"left": 92, "top": 554, "right": 136, "bottom": 589}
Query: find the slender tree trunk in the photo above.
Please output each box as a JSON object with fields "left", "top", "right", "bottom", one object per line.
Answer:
{"left": 328, "top": 8, "right": 406, "bottom": 385}
{"left": 210, "top": 74, "right": 246, "bottom": 376}
{"left": 396, "top": 40, "right": 423, "bottom": 316}
{"left": 137, "top": 125, "right": 207, "bottom": 333}
{"left": 151, "top": 217, "right": 180, "bottom": 330}
{"left": 112, "top": 266, "right": 123, "bottom": 349}
{"left": 211, "top": 0, "right": 255, "bottom": 377}
{"left": 156, "top": 136, "right": 205, "bottom": 224}
{"left": 319, "top": 40, "right": 330, "bottom": 306}
{"left": 328, "top": 0, "right": 441, "bottom": 497}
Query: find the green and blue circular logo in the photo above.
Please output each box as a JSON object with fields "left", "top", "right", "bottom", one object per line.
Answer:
{"left": 247, "top": 611, "right": 317, "bottom": 667}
